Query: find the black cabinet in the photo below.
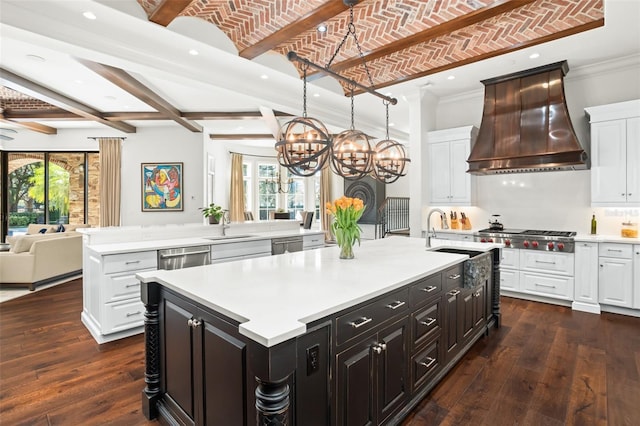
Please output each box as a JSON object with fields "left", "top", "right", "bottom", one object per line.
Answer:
{"left": 335, "top": 317, "right": 409, "bottom": 426}
{"left": 162, "top": 294, "right": 247, "bottom": 426}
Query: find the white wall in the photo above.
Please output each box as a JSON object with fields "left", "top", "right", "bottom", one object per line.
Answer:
{"left": 426, "top": 56, "right": 640, "bottom": 235}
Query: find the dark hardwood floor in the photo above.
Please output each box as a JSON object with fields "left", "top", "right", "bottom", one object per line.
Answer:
{"left": 1, "top": 279, "right": 639, "bottom": 425}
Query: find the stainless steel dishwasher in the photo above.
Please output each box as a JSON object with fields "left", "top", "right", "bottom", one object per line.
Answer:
{"left": 271, "top": 236, "right": 303, "bottom": 255}
{"left": 158, "top": 245, "right": 211, "bottom": 270}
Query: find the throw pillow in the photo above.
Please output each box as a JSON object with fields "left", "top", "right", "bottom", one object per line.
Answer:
{"left": 39, "top": 228, "right": 48, "bottom": 234}
{"left": 56, "top": 224, "right": 66, "bottom": 233}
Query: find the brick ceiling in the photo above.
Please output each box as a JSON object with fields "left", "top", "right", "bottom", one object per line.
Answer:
{"left": 138, "top": 0, "right": 604, "bottom": 94}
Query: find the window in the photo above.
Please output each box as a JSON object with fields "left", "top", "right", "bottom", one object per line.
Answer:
{"left": 242, "top": 158, "right": 319, "bottom": 223}
{"left": 3, "top": 151, "right": 99, "bottom": 238}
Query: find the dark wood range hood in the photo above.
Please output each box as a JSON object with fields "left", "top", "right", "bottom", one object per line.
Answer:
{"left": 467, "top": 61, "right": 588, "bottom": 174}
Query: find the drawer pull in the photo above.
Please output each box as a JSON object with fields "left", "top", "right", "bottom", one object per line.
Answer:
{"left": 187, "top": 318, "right": 201, "bottom": 328}
{"left": 126, "top": 311, "right": 142, "bottom": 317}
{"left": 534, "top": 282, "right": 556, "bottom": 289}
{"left": 386, "top": 300, "right": 406, "bottom": 310}
{"left": 125, "top": 260, "right": 141, "bottom": 265}
{"left": 535, "top": 260, "right": 556, "bottom": 265}
{"left": 125, "top": 283, "right": 140, "bottom": 288}
{"left": 421, "top": 285, "right": 437, "bottom": 293}
{"left": 447, "top": 289, "right": 460, "bottom": 296}
{"left": 448, "top": 274, "right": 461, "bottom": 280}
{"left": 420, "top": 318, "right": 436, "bottom": 327}
{"left": 606, "top": 249, "right": 623, "bottom": 253}
{"left": 419, "top": 357, "right": 436, "bottom": 369}
{"left": 350, "top": 317, "right": 372, "bottom": 329}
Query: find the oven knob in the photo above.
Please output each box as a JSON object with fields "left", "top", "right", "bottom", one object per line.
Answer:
{"left": 523, "top": 240, "right": 530, "bottom": 248}
{"left": 480, "top": 238, "right": 486, "bottom": 243}
{"left": 532, "top": 241, "right": 539, "bottom": 248}
{"left": 488, "top": 238, "right": 494, "bottom": 243}
{"left": 557, "top": 243, "right": 565, "bottom": 251}
{"left": 505, "top": 239, "right": 511, "bottom": 247}
{"left": 547, "top": 242, "right": 554, "bottom": 250}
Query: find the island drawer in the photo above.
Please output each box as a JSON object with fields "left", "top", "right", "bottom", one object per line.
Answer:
{"left": 409, "top": 274, "right": 442, "bottom": 307}
{"left": 103, "top": 251, "right": 157, "bottom": 274}
{"left": 336, "top": 288, "right": 409, "bottom": 346}
{"left": 411, "top": 338, "right": 441, "bottom": 393}
{"left": 411, "top": 299, "right": 441, "bottom": 349}
{"left": 443, "top": 264, "right": 464, "bottom": 291}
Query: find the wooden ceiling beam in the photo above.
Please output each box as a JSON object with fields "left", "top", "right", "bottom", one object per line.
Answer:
{"left": 78, "top": 59, "right": 202, "bottom": 132}
{"left": 0, "top": 68, "right": 136, "bottom": 133}
{"left": 148, "top": 0, "right": 193, "bottom": 26}
{"left": 239, "top": 2, "right": 349, "bottom": 60}
{"left": 3, "top": 108, "right": 84, "bottom": 121}
{"left": 307, "top": 0, "right": 537, "bottom": 80}
{"left": 1, "top": 114, "right": 57, "bottom": 135}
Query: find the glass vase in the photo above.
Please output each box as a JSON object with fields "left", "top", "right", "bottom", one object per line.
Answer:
{"left": 339, "top": 242, "right": 355, "bottom": 259}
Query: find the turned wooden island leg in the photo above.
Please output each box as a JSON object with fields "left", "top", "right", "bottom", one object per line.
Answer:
{"left": 141, "top": 281, "right": 161, "bottom": 420}
{"left": 255, "top": 378, "right": 290, "bottom": 425}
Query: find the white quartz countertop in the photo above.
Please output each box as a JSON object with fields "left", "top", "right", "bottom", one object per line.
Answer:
{"left": 428, "top": 238, "right": 504, "bottom": 250}
{"left": 137, "top": 237, "right": 501, "bottom": 348}
{"left": 574, "top": 233, "right": 639, "bottom": 244}
{"left": 87, "top": 229, "right": 324, "bottom": 255}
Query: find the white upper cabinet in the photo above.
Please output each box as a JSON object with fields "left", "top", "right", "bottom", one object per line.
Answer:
{"left": 585, "top": 100, "right": 640, "bottom": 206}
{"left": 427, "top": 126, "right": 478, "bottom": 206}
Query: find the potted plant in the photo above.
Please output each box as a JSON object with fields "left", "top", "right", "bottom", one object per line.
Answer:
{"left": 201, "top": 203, "right": 224, "bottom": 224}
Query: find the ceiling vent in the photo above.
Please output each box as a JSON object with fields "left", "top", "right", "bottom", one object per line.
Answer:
{"left": 467, "top": 60, "right": 588, "bottom": 175}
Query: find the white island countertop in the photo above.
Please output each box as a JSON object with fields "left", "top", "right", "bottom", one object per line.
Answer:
{"left": 137, "top": 237, "right": 501, "bottom": 348}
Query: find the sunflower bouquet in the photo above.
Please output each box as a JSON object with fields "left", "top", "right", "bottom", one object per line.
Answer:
{"left": 326, "top": 196, "right": 365, "bottom": 259}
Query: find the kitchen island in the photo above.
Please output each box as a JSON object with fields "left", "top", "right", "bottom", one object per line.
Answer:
{"left": 137, "top": 237, "right": 501, "bottom": 425}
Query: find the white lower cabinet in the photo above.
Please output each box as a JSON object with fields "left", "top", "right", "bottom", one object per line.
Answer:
{"left": 520, "top": 271, "right": 574, "bottom": 300}
{"left": 634, "top": 245, "right": 640, "bottom": 309}
{"left": 499, "top": 248, "right": 519, "bottom": 291}
{"left": 573, "top": 242, "right": 600, "bottom": 313}
{"left": 599, "top": 243, "right": 633, "bottom": 308}
{"left": 210, "top": 239, "right": 272, "bottom": 263}
{"left": 82, "top": 250, "right": 157, "bottom": 343}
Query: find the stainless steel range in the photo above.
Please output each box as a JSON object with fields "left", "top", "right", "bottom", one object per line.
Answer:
{"left": 476, "top": 228, "right": 576, "bottom": 253}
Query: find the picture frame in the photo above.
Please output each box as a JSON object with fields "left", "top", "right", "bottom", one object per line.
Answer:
{"left": 141, "top": 162, "right": 183, "bottom": 211}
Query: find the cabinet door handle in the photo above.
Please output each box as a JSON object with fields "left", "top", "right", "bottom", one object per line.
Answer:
{"left": 448, "top": 274, "right": 461, "bottom": 280}
{"left": 419, "top": 357, "right": 436, "bottom": 369}
{"left": 386, "top": 300, "right": 406, "bottom": 310}
{"left": 126, "top": 311, "right": 142, "bottom": 317}
{"left": 125, "top": 283, "right": 140, "bottom": 288}
{"left": 125, "top": 260, "right": 141, "bottom": 265}
{"left": 187, "top": 318, "right": 202, "bottom": 328}
{"left": 350, "top": 317, "right": 372, "bottom": 329}
{"left": 535, "top": 260, "right": 556, "bottom": 265}
{"left": 372, "top": 343, "right": 387, "bottom": 354}
{"left": 421, "top": 285, "right": 437, "bottom": 293}
{"left": 447, "top": 289, "right": 460, "bottom": 296}
{"left": 473, "top": 291, "right": 481, "bottom": 297}
{"left": 607, "top": 249, "right": 623, "bottom": 253}
{"left": 420, "top": 318, "right": 436, "bottom": 327}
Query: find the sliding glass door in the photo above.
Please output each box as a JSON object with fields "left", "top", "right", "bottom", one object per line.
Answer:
{"left": 2, "top": 151, "right": 99, "bottom": 239}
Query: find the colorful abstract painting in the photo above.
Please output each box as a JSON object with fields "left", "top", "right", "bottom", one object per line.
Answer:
{"left": 142, "top": 162, "right": 183, "bottom": 211}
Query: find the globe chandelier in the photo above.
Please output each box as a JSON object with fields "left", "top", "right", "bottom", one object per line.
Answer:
{"left": 372, "top": 100, "right": 410, "bottom": 183}
{"left": 279, "top": 0, "right": 409, "bottom": 183}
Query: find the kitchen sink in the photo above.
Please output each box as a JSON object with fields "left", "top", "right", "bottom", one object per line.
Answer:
{"left": 430, "top": 247, "right": 484, "bottom": 258}
{"left": 205, "top": 234, "right": 254, "bottom": 241}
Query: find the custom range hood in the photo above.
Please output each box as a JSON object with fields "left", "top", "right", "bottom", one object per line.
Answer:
{"left": 467, "top": 61, "right": 588, "bottom": 174}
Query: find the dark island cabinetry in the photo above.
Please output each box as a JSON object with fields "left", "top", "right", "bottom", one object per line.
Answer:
{"left": 141, "top": 247, "right": 500, "bottom": 426}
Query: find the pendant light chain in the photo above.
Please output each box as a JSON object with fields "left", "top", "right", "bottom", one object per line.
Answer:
{"left": 384, "top": 101, "right": 390, "bottom": 140}
{"left": 302, "top": 64, "right": 308, "bottom": 118}
{"left": 350, "top": 86, "right": 355, "bottom": 130}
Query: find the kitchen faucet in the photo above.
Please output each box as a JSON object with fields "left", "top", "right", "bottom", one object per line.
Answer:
{"left": 221, "top": 210, "right": 231, "bottom": 236}
{"left": 426, "top": 208, "right": 449, "bottom": 248}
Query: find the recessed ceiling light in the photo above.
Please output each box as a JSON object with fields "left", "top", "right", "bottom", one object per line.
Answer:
{"left": 529, "top": 52, "right": 540, "bottom": 59}
{"left": 25, "top": 54, "right": 45, "bottom": 62}
{"left": 313, "top": 93, "right": 320, "bottom": 97}
{"left": 447, "top": 75, "right": 455, "bottom": 80}
{"left": 83, "top": 11, "right": 97, "bottom": 20}
{"left": 104, "top": 95, "right": 116, "bottom": 101}
{"left": 317, "top": 23, "right": 327, "bottom": 33}
{"left": 260, "top": 74, "right": 268, "bottom": 80}
{"left": 189, "top": 49, "right": 199, "bottom": 56}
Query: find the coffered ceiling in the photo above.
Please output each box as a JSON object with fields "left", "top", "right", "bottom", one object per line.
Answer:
{"left": 0, "top": 0, "right": 637, "bottom": 145}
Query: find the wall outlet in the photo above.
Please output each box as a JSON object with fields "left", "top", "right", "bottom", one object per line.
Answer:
{"left": 306, "top": 344, "right": 320, "bottom": 375}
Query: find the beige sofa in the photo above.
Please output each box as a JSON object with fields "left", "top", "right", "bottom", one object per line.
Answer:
{"left": 1, "top": 224, "right": 87, "bottom": 290}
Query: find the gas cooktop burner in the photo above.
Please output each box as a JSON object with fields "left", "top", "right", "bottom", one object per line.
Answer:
{"left": 476, "top": 228, "right": 577, "bottom": 252}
